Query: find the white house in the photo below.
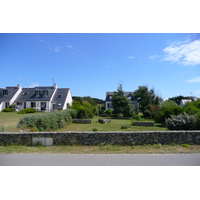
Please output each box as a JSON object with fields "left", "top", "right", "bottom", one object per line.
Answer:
{"left": 0, "top": 84, "right": 22, "bottom": 111}
{"left": 105, "top": 91, "right": 138, "bottom": 111}
{"left": 0, "top": 84, "right": 73, "bottom": 111}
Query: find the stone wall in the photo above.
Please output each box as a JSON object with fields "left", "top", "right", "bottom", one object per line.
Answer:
{"left": 134, "top": 121, "right": 154, "bottom": 126}
{"left": 1, "top": 131, "right": 200, "bottom": 146}
{"left": 72, "top": 119, "right": 92, "bottom": 124}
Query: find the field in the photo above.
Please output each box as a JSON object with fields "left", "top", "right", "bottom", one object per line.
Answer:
{"left": 0, "top": 112, "right": 168, "bottom": 132}
{"left": 1, "top": 112, "right": 200, "bottom": 154}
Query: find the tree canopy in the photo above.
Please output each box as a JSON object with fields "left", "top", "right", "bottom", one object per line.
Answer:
{"left": 134, "top": 86, "right": 162, "bottom": 115}
{"left": 112, "top": 84, "right": 135, "bottom": 117}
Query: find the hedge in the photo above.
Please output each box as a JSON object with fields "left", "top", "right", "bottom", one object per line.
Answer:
{"left": 17, "top": 109, "right": 77, "bottom": 131}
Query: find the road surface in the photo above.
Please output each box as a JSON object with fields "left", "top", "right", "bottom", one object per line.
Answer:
{"left": 0, "top": 154, "right": 200, "bottom": 166}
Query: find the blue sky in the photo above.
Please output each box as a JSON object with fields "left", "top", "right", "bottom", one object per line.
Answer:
{"left": 1, "top": 33, "right": 200, "bottom": 100}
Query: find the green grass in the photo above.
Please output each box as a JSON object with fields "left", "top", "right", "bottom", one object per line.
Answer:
{"left": 58, "top": 116, "right": 167, "bottom": 132}
{"left": 0, "top": 144, "right": 200, "bottom": 154}
{"left": 0, "top": 112, "right": 41, "bottom": 132}
{"left": 0, "top": 112, "right": 167, "bottom": 132}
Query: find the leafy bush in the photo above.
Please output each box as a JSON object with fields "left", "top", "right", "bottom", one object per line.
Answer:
{"left": 166, "top": 113, "right": 197, "bottom": 130}
{"left": 17, "top": 108, "right": 36, "bottom": 114}
{"left": 121, "top": 125, "right": 130, "bottom": 129}
{"left": 154, "top": 106, "right": 183, "bottom": 123}
{"left": 69, "top": 100, "right": 97, "bottom": 119}
{"left": 17, "top": 109, "right": 77, "bottom": 131}
{"left": 2, "top": 108, "right": 15, "bottom": 112}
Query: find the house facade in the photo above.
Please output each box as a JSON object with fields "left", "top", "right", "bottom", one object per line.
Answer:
{"left": 105, "top": 92, "right": 138, "bottom": 111}
{"left": 0, "top": 84, "right": 73, "bottom": 111}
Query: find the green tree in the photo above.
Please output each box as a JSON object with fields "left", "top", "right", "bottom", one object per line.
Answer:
{"left": 112, "top": 84, "right": 135, "bottom": 117}
{"left": 134, "top": 86, "right": 162, "bottom": 115}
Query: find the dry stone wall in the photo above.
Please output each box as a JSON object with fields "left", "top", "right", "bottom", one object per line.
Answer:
{"left": 1, "top": 131, "right": 200, "bottom": 146}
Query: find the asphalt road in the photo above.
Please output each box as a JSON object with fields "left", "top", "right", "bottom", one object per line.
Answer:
{"left": 0, "top": 154, "right": 200, "bottom": 166}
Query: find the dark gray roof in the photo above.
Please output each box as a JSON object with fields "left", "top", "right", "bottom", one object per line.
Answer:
{"left": 51, "top": 88, "right": 70, "bottom": 109}
{"left": 105, "top": 91, "right": 136, "bottom": 101}
{"left": 15, "top": 87, "right": 56, "bottom": 102}
{"left": 0, "top": 87, "right": 18, "bottom": 103}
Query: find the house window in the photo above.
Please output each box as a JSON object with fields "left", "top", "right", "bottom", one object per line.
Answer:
{"left": 43, "top": 90, "right": 48, "bottom": 96}
{"left": 35, "top": 91, "right": 40, "bottom": 96}
{"left": 107, "top": 103, "right": 113, "bottom": 108}
{"left": 17, "top": 102, "right": 22, "bottom": 106}
{"left": 3, "top": 90, "right": 8, "bottom": 95}
{"left": 57, "top": 95, "right": 62, "bottom": 98}
{"left": 109, "top": 96, "right": 112, "bottom": 100}
{"left": 23, "top": 92, "right": 28, "bottom": 96}
{"left": 31, "top": 102, "right": 36, "bottom": 107}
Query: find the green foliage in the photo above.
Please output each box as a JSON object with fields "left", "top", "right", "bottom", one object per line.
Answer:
{"left": 72, "top": 96, "right": 104, "bottom": 106}
{"left": 183, "top": 99, "right": 200, "bottom": 114}
{"left": 182, "top": 144, "right": 190, "bottom": 148}
{"left": 69, "top": 100, "right": 97, "bottom": 119}
{"left": 121, "top": 125, "right": 131, "bottom": 129}
{"left": 112, "top": 84, "right": 136, "bottom": 118}
{"left": 166, "top": 113, "right": 197, "bottom": 130}
{"left": 132, "top": 114, "right": 142, "bottom": 121}
{"left": 154, "top": 106, "right": 183, "bottom": 123}
{"left": 101, "top": 109, "right": 113, "bottom": 117}
{"left": 134, "top": 86, "right": 162, "bottom": 114}
{"left": 17, "top": 108, "right": 36, "bottom": 114}
{"left": 17, "top": 109, "right": 77, "bottom": 131}
{"left": 2, "top": 108, "right": 15, "bottom": 112}
{"left": 92, "top": 128, "right": 98, "bottom": 131}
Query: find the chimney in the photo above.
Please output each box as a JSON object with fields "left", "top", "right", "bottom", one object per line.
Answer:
{"left": 17, "top": 84, "right": 22, "bottom": 89}
{"left": 53, "top": 83, "right": 58, "bottom": 89}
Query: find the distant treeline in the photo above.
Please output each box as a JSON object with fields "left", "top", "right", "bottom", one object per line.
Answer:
{"left": 72, "top": 96, "right": 104, "bottom": 106}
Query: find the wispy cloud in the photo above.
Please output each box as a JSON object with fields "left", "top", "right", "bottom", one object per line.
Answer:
{"left": 54, "top": 46, "right": 63, "bottom": 52}
{"left": 148, "top": 55, "right": 160, "bottom": 60}
{"left": 29, "top": 82, "right": 39, "bottom": 88}
{"left": 17, "top": 76, "right": 25, "bottom": 80}
{"left": 163, "top": 39, "right": 200, "bottom": 66}
{"left": 67, "top": 45, "right": 73, "bottom": 49}
{"left": 128, "top": 56, "right": 135, "bottom": 60}
{"left": 186, "top": 76, "right": 200, "bottom": 83}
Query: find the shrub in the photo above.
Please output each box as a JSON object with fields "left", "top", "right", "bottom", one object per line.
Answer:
{"left": 166, "top": 113, "right": 197, "bottom": 130}
{"left": 2, "top": 108, "right": 15, "bottom": 112}
{"left": 121, "top": 125, "right": 130, "bottom": 129}
{"left": 92, "top": 128, "right": 98, "bottom": 131}
{"left": 17, "top": 108, "right": 36, "bottom": 114}
{"left": 154, "top": 106, "right": 183, "bottom": 123}
{"left": 132, "top": 114, "right": 142, "bottom": 121}
{"left": 17, "top": 109, "right": 77, "bottom": 131}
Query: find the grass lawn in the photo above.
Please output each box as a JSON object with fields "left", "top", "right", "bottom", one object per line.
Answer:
{"left": 58, "top": 116, "right": 168, "bottom": 132}
{"left": 0, "top": 112, "right": 168, "bottom": 132}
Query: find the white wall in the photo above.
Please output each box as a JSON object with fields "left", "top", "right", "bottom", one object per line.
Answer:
{"left": 9, "top": 86, "right": 22, "bottom": 105}
{"left": 64, "top": 89, "right": 73, "bottom": 109}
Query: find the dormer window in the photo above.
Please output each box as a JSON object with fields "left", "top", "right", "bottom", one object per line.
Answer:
{"left": 35, "top": 91, "right": 40, "bottom": 97}
{"left": 109, "top": 95, "right": 112, "bottom": 100}
{"left": 57, "top": 95, "right": 62, "bottom": 98}
{"left": 43, "top": 90, "right": 48, "bottom": 96}
{"left": 3, "top": 90, "right": 8, "bottom": 95}
{"left": 23, "top": 92, "right": 28, "bottom": 96}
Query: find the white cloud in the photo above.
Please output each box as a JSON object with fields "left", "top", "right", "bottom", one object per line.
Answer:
{"left": 29, "top": 82, "right": 39, "bottom": 88}
{"left": 67, "top": 45, "right": 73, "bottom": 49}
{"left": 17, "top": 76, "right": 25, "bottom": 80}
{"left": 148, "top": 55, "right": 159, "bottom": 60}
{"left": 54, "top": 46, "right": 63, "bottom": 52}
{"left": 163, "top": 39, "right": 200, "bottom": 66}
{"left": 128, "top": 56, "right": 135, "bottom": 60}
{"left": 186, "top": 76, "right": 200, "bottom": 83}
